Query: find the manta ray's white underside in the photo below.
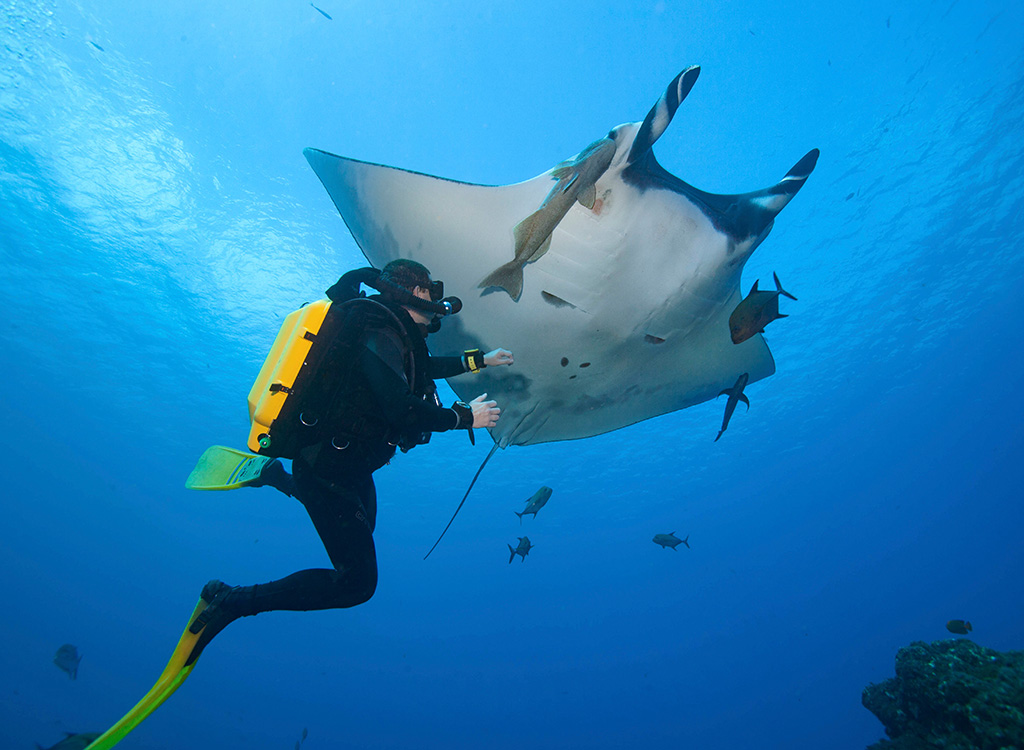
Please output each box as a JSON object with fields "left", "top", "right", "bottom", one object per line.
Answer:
{"left": 305, "top": 67, "right": 818, "bottom": 447}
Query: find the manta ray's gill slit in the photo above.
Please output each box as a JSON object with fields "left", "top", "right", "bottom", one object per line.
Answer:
{"left": 541, "top": 291, "right": 577, "bottom": 309}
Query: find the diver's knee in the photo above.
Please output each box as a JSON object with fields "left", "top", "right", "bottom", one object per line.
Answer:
{"left": 329, "top": 564, "right": 377, "bottom": 606}
{"left": 352, "top": 568, "right": 378, "bottom": 605}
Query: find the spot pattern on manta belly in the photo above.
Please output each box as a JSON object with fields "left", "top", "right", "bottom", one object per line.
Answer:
{"left": 560, "top": 357, "right": 569, "bottom": 367}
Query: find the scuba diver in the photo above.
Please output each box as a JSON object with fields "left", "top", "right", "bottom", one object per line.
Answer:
{"left": 187, "top": 259, "right": 514, "bottom": 661}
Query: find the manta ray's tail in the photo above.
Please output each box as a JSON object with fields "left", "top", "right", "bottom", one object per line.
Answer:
{"left": 424, "top": 444, "right": 500, "bottom": 559}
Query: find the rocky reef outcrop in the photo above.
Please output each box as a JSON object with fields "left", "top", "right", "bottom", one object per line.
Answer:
{"left": 862, "top": 639, "right": 1024, "bottom": 749}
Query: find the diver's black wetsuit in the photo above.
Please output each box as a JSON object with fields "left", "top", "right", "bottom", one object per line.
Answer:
{"left": 197, "top": 297, "right": 472, "bottom": 641}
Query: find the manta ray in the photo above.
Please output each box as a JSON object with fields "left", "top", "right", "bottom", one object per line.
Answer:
{"left": 304, "top": 66, "right": 818, "bottom": 451}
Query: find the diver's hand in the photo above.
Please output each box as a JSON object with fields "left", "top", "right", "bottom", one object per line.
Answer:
{"left": 470, "top": 393, "right": 500, "bottom": 429}
{"left": 484, "top": 348, "right": 514, "bottom": 367}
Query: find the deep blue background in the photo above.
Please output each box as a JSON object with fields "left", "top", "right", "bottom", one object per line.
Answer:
{"left": 2, "top": 1, "right": 1023, "bottom": 748}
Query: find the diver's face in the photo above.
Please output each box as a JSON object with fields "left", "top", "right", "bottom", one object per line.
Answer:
{"left": 407, "top": 285, "right": 434, "bottom": 326}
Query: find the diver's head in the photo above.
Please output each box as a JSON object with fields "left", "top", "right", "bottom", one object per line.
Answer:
{"left": 380, "top": 259, "right": 442, "bottom": 305}
{"left": 379, "top": 259, "right": 453, "bottom": 329}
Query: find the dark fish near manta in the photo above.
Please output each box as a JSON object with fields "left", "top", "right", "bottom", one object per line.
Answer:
{"left": 53, "top": 643, "right": 82, "bottom": 680}
{"left": 311, "top": 3, "right": 332, "bottom": 20}
{"left": 35, "top": 732, "right": 102, "bottom": 750}
{"left": 508, "top": 536, "right": 533, "bottom": 563}
{"left": 715, "top": 373, "right": 750, "bottom": 442}
{"left": 729, "top": 272, "right": 797, "bottom": 344}
{"left": 653, "top": 532, "right": 688, "bottom": 550}
{"left": 515, "top": 486, "right": 552, "bottom": 523}
{"left": 946, "top": 619, "right": 972, "bottom": 635}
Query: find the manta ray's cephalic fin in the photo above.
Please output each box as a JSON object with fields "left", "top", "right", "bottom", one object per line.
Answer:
{"left": 627, "top": 66, "right": 701, "bottom": 166}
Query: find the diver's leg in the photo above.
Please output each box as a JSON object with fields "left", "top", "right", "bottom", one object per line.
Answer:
{"left": 188, "top": 457, "right": 377, "bottom": 660}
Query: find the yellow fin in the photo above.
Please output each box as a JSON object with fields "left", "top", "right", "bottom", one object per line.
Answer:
{"left": 85, "top": 599, "right": 208, "bottom": 749}
{"left": 185, "top": 446, "right": 271, "bottom": 491}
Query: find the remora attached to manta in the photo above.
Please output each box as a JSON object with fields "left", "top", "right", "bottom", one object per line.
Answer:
{"left": 305, "top": 66, "right": 818, "bottom": 449}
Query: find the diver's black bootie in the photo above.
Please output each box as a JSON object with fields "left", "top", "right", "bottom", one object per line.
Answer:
{"left": 185, "top": 580, "right": 245, "bottom": 666}
{"left": 248, "top": 459, "right": 297, "bottom": 497}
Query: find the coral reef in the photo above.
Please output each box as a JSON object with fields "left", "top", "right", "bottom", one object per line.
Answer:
{"left": 862, "top": 639, "right": 1024, "bottom": 750}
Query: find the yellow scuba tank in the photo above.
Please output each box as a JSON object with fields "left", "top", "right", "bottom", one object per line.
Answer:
{"left": 247, "top": 299, "right": 334, "bottom": 456}
{"left": 248, "top": 266, "right": 457, "bottom": 458}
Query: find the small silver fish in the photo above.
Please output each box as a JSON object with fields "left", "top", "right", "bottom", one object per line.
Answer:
{"left": 53, "top": 643, "right": 82, "bottom": 680}
{"left": 515, "top": 486, "right": 552, "bottom": 523}
{"left": 653, "top": 532, "right": 689, "bottom": 550}
{"left": 508, "top": 536, "right": 533, "bottom": 563}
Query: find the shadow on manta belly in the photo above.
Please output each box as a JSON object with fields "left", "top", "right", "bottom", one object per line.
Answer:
{"left": 304, "top": 66, "right": 819, "bottom": 449}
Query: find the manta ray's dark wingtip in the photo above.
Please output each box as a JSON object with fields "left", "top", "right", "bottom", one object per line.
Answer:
{"left": 770, "top": 148, "right": 820, "bottom": 203}
{"left": 787, "top": 148, "right": 820, "bottom": 180}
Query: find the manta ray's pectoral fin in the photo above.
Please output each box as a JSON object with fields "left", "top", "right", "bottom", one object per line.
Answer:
{"left": 627, "top": 66, "right": 701, "bottom": 166}
{"left": 673, "top": 148, "right": 820, "bottom": 244}
{"left": 750, "top": 148, "right": 821, "bottom": 219}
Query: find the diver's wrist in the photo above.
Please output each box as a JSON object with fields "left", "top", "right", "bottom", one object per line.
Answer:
{"left": 463, "top": 349, "right": 486, "bottom": 373}
{"left": 450, "top": 401, "right": 473, "bottom": 429}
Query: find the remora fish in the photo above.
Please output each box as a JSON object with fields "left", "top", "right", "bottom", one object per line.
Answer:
{"left": 479, "top": 137, "right": 616, "bottom": 301}
{"left": 53, "top": 643, "right": 82, "bottom": 680}
{"left": 35, "top": 732, "right": 102, "bottom": 750}
{"left": 715, "top": 373, "right": 750, "bottom": 442}
{"left": 515, "top": 486, "right": 552, "bottom": 523}
{"left": 508, "top": 536, "right": 533, "bottom": 563}
{"left": 653, "top": 532, "right": 689, "bottom": 550}
{"left": 729, "top": 272, "right": 797, "bottom": 344}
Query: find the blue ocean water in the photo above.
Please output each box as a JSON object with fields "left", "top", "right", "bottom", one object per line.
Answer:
{"left": 3, "top": 1, "right": 1023, "bottom": 748}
